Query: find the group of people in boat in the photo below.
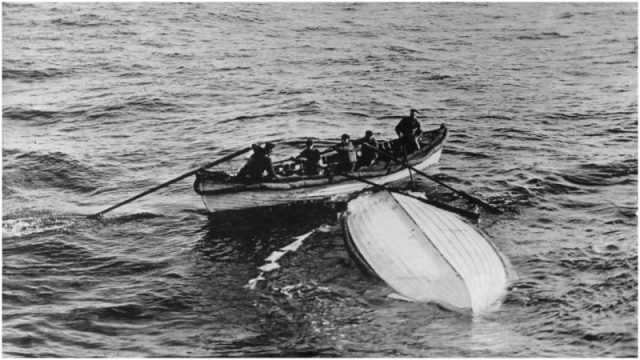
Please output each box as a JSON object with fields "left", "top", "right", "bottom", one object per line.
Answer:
{"left": 236, "top": 108, "right": 422, "bottom": 181}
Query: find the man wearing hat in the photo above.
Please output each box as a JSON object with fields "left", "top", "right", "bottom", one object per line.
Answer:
{"left": 395, "top": 108, "right": 422, "bottom": 154}
{"left": 354, "top": 130, "right": 378, "bottom": 170}
{"left": 237, "top": 142, "right": 280, "bottom": 181}
{"left": 295, "top": 138, "right": 323, "bottom": 175}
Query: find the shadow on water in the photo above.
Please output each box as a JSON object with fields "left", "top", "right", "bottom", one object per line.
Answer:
{"left": 194, "top": 201, "right": 345, "bottom": 265}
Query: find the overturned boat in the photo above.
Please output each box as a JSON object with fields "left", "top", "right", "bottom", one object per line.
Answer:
{"left": 194, "top": 125, "right": 448, "bottom": 213}
{"left": 342, "top": 190, "right": 508, "bottom": 314}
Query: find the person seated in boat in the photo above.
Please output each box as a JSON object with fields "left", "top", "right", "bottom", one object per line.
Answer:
{"left": 354, "top": 130, "right": 378, "bottom": 170}
{"left": 294, "top": 138, "right": 323, "bottom": 175}
{"left": 236, "top": 144, "right": 262, "bottom": 178}
{"left": 334, "top": 133, "right": 357, "bottom": 172}
{"left": 395, "top": 108, "right": 422, "bottom": 154}
{"left": 237, "top": 142, "right": 280, "bottom": 181}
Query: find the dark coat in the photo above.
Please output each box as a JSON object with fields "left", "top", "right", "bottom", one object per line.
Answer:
{"left": 298, "top": 147, "right": 321, "bottom": 175}
{"left": 395, "top": 116, "right": 421, "bottom": 137}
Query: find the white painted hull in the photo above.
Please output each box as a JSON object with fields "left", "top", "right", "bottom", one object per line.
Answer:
{"left": 343, "top": 191, "right": 508, "bottom": 314}
{"left": 198, "top": 146, "right": 443, "bottom": 213}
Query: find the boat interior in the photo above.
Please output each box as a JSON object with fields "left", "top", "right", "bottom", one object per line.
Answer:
{"left": 197, "top": 125, "right": 447, "bottom": 187}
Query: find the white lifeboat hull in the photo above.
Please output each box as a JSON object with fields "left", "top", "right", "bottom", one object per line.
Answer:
{"left": 343, "top": 191, "right": 508, "bottom": 314}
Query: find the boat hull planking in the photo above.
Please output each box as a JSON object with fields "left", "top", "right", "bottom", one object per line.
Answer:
{"left": 343, "top": 190, "right": 508, "bottom": 314}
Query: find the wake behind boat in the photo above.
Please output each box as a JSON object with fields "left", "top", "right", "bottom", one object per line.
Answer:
{"left": 194, "top": 125, "right": 448, "bottom": 213}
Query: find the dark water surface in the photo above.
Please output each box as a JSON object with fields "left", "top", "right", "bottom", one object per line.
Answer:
{"left": 3, "top": 2, "right": 637, "bottom": 357}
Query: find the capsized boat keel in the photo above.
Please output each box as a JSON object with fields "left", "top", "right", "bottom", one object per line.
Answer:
{"left": 343, "top": 190, "right": 509, "bottom": 314}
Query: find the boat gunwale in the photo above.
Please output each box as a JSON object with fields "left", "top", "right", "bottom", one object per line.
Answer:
{"left": 342, "top": 208, "right": 384, "bottom": 281}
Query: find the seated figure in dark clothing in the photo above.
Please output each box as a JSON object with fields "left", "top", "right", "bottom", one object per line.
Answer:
{"left": 295, "top": 138, "right": 323, "bottom": 175}
{"left": 237, "top": 143, "right": 280, "bottom": 181}
{"left": 354, "top": 130, "right": 378, "bottom": 170}
{"left": 334, "top": 133, "right": 357, "bottom": 173}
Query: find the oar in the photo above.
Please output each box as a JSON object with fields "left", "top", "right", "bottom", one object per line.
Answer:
{"left": 363, "top": 143, "right": 503, "bottom": 214}
{"left": 87, "top": 147, "right": 252, "bottom": 219}
{"left": 402, "top": 145, "right": 415, "bottom": 189}
{"left": 322, "top": 165, "right": 479, "bottom": 221}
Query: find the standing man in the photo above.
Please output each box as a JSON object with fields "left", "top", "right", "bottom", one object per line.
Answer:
{"left": 395, "top": 108, "right": 422, "bottom": 154}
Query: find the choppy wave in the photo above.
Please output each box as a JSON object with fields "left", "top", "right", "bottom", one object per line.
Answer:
{"left": 516, "top": 32, "right": 570, "bottom": 40}
{"left": 3, "top": 149, "right": 105, "bottom": 194}
{"left": 505, "top": 245, "right": 638, "bottom": 356}
{"left": 2, "top": 107, "right": 82, "bottom": 124}
{"left": 3, "top": 67, "right": 70, "bottom": 81}
{"left": 3, "top": 95, "right": 181, "bottom": 125}
{"left": 50, "top": 14, "right": 123, "bottom": 28}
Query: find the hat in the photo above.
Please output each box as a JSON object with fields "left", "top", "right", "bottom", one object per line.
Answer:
{"left": 341, "top": 133, "right": 350, "bottom": 140}
{"left": 410, "top": 108, "right": 419, "bottom": 114}
{"left": 365, "top": 130, "right": 373, "bottom": 137}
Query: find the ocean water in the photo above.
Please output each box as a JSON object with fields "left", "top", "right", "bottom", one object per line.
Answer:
{"left": 2, "top": 2, "right": 637, "bottom": 357}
